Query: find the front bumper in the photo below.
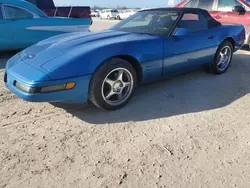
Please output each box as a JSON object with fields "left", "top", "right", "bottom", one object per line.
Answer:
{"left": 4, "top": 71, "right": 92, "bottom": 104}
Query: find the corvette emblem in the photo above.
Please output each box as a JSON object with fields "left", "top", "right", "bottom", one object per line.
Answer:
{"left": 28, "top": 54, "right": 35, "bottom": 59}
{"left": 23, "top": 54, "right": 35, "bottom": 60}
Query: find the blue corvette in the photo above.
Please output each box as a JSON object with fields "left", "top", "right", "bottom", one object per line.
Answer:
{"left": 0, "top": 0, "right": 91, "bottom": 51}
{"left": 4, "top": 8, "right": 245, "bottom": 110}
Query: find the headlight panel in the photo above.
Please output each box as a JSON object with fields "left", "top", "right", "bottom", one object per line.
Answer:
{"left": 14, "top": 81, "right": 39, "bottom": 93}
{"left": 14, "top": 81, "right": 75, "bottom": 94}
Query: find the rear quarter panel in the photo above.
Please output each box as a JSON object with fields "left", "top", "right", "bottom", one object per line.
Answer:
{"left": 216, "top": 24, "right": 245, "bottom": 50}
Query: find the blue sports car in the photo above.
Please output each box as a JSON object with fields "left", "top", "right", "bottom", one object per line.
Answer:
{"left": 4, "top": 8, "right": 245, "bottom": 110}
{"left": 0, "top": 0, "right": 91, "bottom": 51}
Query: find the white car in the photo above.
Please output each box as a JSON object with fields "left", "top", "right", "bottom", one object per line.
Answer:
{"left": 116, "top": 9, "right": 136, "bottom": 20}
{"left": 99, "top": 9, "right": 118, "bottom": 20}
{"left": 91, "top": 10, "right": 100, "bottom": 17}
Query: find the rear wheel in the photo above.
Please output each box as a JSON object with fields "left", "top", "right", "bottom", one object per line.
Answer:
{"left": 89, "top": 58, "right": 137, "bottom": 110}
{"left": 117, "top": 15, "right": 121, "bottom": 20}
{"left": 107, "top": 15, "right": 110, "bottom": 20}
{"left": 207, "top": 41, "right": 233, "bottom": 74}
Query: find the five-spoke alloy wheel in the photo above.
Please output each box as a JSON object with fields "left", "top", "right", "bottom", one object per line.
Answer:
{"left": 209, "top": 40, "right": 233, "bottom": 74}
{"left": 89, "top": 58, "right": 137, "bottom": 110}
{"left": 217, "top": 46, "right": 232, "bottom": 72}
{"left": 102, "top": 68, "right": 134, "bottom": 106}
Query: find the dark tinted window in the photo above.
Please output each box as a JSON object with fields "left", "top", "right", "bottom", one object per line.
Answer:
{"left": 4, "top": 6, "right": 33, "bottom": 19}
{"left": 111, "top": 9, "right": 118, "bottom": 12}
{"left": 176, "top": 13, "right": 208, "bottom": 32}
{"left": 218, "top": 0, "right": 241, "bottom": 11}
{"left": 184, "top": 0, "right": 214, "bottom": 10}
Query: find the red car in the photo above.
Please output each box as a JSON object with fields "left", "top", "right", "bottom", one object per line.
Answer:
{"left": 177, "top": 0, "right": 250, "bottom": 46}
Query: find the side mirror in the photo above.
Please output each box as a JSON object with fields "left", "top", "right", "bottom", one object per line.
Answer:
{"left": 232, "top": 5, "right": 245, "bottom": 13}
{"left": 173, "top": 28, "right": 190, "bottom": 36}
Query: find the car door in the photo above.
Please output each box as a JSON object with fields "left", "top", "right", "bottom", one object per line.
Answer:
{"left": 213, "top": 0, "right": 250, "bottom": 24}
{"left": 163, "top": 12, "right": 218, "bottom": 75}
{"left": 0, "top": 4, "right": 14, "bottom": 50}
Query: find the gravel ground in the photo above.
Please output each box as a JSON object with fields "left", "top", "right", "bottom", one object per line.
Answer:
{"left": 1, "top": 18, "right": 250, "bottom": 188}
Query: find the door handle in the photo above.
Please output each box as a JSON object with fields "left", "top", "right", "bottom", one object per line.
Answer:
{"left": 208, "top": 36, "right": 214, "bottom": 39}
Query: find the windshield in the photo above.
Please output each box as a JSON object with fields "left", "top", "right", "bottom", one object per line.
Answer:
{"left": 110, "top": 11, "right": 181, "bottom": 35}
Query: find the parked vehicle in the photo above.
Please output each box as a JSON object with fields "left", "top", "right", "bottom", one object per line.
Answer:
{"left": 176, "top": 0, "right": 250, "bottom": 46}
{"left": 100, "top": 9, "right": 118, "bottom": 19}
{"left": 91, "top": 10, "right": 100, "bottom": 17}
{"left": 116, "top": 9, "right": 136, "bottom": 20}
{"left": 26, "top": 0, "right": 91, "bottom": 18}
{"left": 0, "top": 0, "right": 91, "bottom": 51}
{"left": 4, "top": 8, "right": 245, "bottom": 110}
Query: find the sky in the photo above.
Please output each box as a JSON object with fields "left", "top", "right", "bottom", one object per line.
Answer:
{"left": 53, "top": 0, "right": 183, "bottom": 8}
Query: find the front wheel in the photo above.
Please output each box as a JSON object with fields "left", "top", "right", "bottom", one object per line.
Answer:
{"left": 89, "top": 58, "right": 137, "bottom": 110}
{"left": 209, "top": 41, "right": 233, "bottom": 74}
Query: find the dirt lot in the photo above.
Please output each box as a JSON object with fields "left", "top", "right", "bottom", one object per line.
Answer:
{"left": 1, "top": 18, "right": 250, "bottom": 188}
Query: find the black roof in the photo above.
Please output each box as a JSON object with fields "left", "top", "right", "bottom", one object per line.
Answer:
{"left": 140, "top": 7, "right": 208, "bottom": 13}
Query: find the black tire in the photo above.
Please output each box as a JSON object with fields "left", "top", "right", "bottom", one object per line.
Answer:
{"left": 117, "top": 15, "right": 121, "bottom": 20}
{"left": 209, "top": 40, "right": 233, "bottom": 74}
{"left": 89, "top": 58, "right": 137, "bottom": 111}
{"left": 107, "top": 15, "right": 110, "bottom": 20}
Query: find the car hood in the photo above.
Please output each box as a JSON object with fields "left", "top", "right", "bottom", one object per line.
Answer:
{"left": 19, "top": 30, "right": 134, "bottom": 69}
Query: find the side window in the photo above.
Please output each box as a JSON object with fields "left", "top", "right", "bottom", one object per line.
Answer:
{"left": 184, "top": 0, "right": 214, "bottom": 10}
{"left": 177, "top": 13, "right": 208, "bottom": 32}
{"left": 182, "top": 13, "right": 199, "bottom": 20}
{"left": 4, "top": 5, "right": 33, "bottom": 19}
{"left": 218, "top": 0, "right": 241, "bottom": 11}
